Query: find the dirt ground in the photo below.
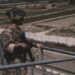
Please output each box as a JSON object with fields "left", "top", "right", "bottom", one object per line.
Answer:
{"left": 21, "top": 16, "right": 75, "bottom": 37}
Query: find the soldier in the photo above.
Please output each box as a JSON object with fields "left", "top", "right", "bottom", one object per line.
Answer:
{"left": 1, "top": 22, "right": 43, "bottom": 64}
{"left": 5, "top": 6, "right": 37, "bottom": 62}
{"left": 5, "top": 6, "right": 43, "bottom": 63}
{"left": 1, "top": 23, "right": 28, "bottom": 75}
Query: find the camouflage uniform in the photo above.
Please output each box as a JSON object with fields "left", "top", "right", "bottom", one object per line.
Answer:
{"left": 1, "top": 29, "right": 27, "bottom": 75}
{"left": 1, "top": 29, "right": 13, "bottom": 49}
{"left": 1, "top": 27, "right": 35, "bottom": 63}
{"left": 1, "top": 28, "right": 25, "bottom": 49}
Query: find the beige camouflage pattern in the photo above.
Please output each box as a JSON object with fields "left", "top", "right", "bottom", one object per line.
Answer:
{"left": 1, "top": 29, "right": 13, "bottom": 47}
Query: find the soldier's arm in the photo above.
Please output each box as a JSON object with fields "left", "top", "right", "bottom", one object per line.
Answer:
{"left": 19, "top": 31, "right": 44, "bottom": 48}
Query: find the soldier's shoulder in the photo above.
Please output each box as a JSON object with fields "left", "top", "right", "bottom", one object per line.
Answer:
{"left": 0, "top": 28, "right": 12, "bottom": 38}
{"left": 0, "top": 28, "right": 5, "bottom": 34}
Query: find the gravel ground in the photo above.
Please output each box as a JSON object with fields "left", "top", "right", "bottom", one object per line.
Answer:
{"left": 23, "top": 16, "right": 75, "bottom": 37}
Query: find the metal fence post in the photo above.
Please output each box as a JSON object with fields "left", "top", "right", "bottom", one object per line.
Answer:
{"left": 0, "top": 37, "right": 7, "bottom": 75}
{"left": 16, "top": 68, "right": 20, "bottom": 75}
{"left": 36, "top": 48, "right": 39, "bottom": 60}
{"left": 41, "top": 48, "right": 46, "bottom": 75}
{"left": 31, "top": 67, "right": 34, "bottom": 75}
{"left": 0, "top": 38, "right": 5, "bottom": 65}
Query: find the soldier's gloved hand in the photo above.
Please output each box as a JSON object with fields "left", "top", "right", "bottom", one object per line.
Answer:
{"left": 36, "top": 44, "right": 43, "bottom": 48}
{"left": 15, "top": 43, "right": 27, "bottom": 48}
{"left": 20, "top": 43, "right": 27, "bottom": 48}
